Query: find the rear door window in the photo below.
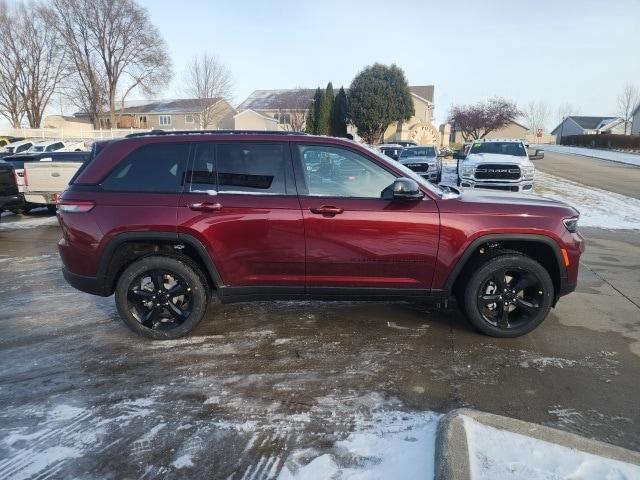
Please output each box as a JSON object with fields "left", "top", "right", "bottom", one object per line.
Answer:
{"left": 101, "top": 143, "right": 188, "bottom": 193}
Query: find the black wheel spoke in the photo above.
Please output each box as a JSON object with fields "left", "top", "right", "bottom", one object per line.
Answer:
{"left": 498, "top": 303, "right": 510, "bottom": 328}
{"left": 151, "top": 272, "right": 165, "bottom": 292}
{"left": 141, "top": 307, "right": 157, "bottom": 328}
{"left": 479, "top": 294, "right": 501, "bottom": 305}
{"left": 513, "top": 272, "right": 537, "bottom": 292}
{"left": 492, "top": 268, "right": 508, "bottom": 291}
{"left": 514, "top": 297, "right": 539, "bottom": 313}
{"left": 129, "top": 289, "right": 153, "bottom": 300}
{"left": 166, "top": 301, "right": 186, "bottom": 320}
{"left": 167, "top": 283, "right": 187, "bottom": 297}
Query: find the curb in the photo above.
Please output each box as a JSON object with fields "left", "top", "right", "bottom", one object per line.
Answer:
{"left": 434, "top": 408, "right": 640, "bottom": 480}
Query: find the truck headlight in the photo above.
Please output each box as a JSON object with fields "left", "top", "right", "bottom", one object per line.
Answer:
{"left": 522, "top": 165, "right": 535, "bottom": 180}
{"left": 460, "top": 165, "right": 474, "bottom": 178}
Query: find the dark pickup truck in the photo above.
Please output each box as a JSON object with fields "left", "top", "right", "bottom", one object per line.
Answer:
{"left": 0, "top": 162, "right": 23, "bottom": 217}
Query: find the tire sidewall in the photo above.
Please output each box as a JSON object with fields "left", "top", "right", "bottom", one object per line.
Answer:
{"left": 463, "top": 254, "right": 554, "bottom": 338}
{"left": 115, "top": 256, "right": 208, "bottom": 340}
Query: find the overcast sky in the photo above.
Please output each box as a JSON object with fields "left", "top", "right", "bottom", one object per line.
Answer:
{"left": 9, "top": 0, "right": 640, "bottom": 130}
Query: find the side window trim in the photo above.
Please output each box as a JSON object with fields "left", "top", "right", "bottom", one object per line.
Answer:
{"left": 291, "top": 142, "right": 398, "bottom": 199}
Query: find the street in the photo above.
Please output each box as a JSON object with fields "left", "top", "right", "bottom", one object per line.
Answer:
{"left": 1, "top": 211, "right": 639, "bottom": 478}
{"left": 534, "top": 150, "right": 640, "bottom": 199}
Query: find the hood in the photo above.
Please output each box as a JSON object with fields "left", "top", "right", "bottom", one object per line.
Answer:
{"left": 439, "top": 188, "right": 579, "bottom": 216}
{"left": 465, "top": 153, "right": 530, "bottom": 165}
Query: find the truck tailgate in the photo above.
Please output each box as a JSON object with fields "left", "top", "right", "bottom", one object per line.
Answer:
{"left": 25, "top": 162, "right": 83, "bottom": 192}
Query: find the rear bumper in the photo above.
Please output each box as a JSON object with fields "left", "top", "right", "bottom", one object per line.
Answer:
{"left": 62, "top": 267, "right": 110, "bottom": 297}
{"left": 24, "top": 192, "right": 54, "bottom": 205}
{"left": 0, "top": 194, "right": 24, "bottom": 211}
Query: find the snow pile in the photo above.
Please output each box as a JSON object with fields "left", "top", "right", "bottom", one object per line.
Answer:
{"left": 0, "top": 215, "right": 57, "bottom": 230}
{"left": 464, "top": 416, "right": 640, "bottom": 480}
{"left": 535, "top": 144, "right": 640, "bottom": 167}
{"left": 534, "top": 171, "right": 640, "bottom": 229}
{"left": 278, "top": 410, "right": 440, "bottom": 479}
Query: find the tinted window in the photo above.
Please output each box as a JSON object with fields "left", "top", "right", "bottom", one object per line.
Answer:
{"left": 299, "top": 145, "right": 396, "bottom": 198}
{"left": 188, "top": 143, "right": 216, "bottom": 192}
{"left": 400, "top": 147, "right": 436, "bottom": 158}
{"left": 216, "top": 143, "right": 287, "bottom": 194}
{"left": 102, "top": 143, "right": 188, "bottom": 192}
{"left": 16, "top": 144, "right": 31, "bottom": 153}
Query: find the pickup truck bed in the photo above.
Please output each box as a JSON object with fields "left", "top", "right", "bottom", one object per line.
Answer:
{"left": 24, "top": 161, "right": 84, "bottom": 206}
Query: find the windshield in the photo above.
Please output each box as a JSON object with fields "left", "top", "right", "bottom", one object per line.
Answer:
{"left": 400, "top": 147, "right": 436, "bottom": 158}
{"left": 364, "top": 145, "right": 447, "bottom": 197}
{"left": 469, "top": 141, "right": 526, "bottom": 156}
{"left": 31, "top": 146, "right": 45, "bottom": 152}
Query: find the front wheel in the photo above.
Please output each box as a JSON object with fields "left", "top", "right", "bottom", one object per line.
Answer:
{"left": 460, "top": 253, "right": 554, "bottom": 337}
{"left": 115, "top": 256, "right": 208, "bottom": 339}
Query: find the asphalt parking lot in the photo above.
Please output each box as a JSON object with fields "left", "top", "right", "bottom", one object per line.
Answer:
{"left": 0, "top": 213, "right": 639, "bottom": 478}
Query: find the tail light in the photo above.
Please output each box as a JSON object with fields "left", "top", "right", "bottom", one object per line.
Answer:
{"left": 52, "top": 192, "right": 61, "bottom": 204}
{"left": 58, "top": 200, "right": 95, "bottom": 213}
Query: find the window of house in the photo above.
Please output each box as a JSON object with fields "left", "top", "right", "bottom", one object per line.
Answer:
{"left": 101, "top": 143, "right": 188, "bottom": 192}
{"left": 185, "top": 115, "right": 195, "bottom": 124}
{"left": 159, "top": 115, "right": 171, "bottom": 126}
{"left": 216, "top": 143, "right": 288, "bottom": 194}
{"left": 298, "top": 145, "right": 396, "bottom": 198}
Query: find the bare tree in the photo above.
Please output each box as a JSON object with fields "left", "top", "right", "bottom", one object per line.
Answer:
{"left": 0, "top": 2, "right": 24, "bottom": 127}
{"left": 52, "top": 0, "right": 109, "bottom": 127}
{"left": 522, "top": 100, "right": 551, "bottom": 135}
{"left": 449, "top": 98, "right": 520, "bottom": 141}
{"left": 617, "top": 84, "right": 639, "bottom": 135}
{"left": 556, "top": 102, "right": 580, "bottom": 125}
{"left": 183, "top": 54, "right": 233, "bottom": 129}
{"left": 52, "top": 0, "right": 171, "bottom": 128}
{"left": 273, "top": 89, "right": 314, "bottom": 131}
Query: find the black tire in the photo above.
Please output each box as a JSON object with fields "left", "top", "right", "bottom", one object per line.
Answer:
{"left": 459, "top": 253, "right": 554, "bottom": 337}
{"left": 115, "top": 256, "right": 208, "bottom": 339}
{"left": 47, "top": 205, "right": 57, "bottom": 214}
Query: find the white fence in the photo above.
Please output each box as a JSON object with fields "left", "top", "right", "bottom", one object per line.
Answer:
{"left": 1, "top": 127, "right": 160, "bottom": 142}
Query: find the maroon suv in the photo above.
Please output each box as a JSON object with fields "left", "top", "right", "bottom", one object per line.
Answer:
{"left": 57, "top": 131, "right": 584, "bottom": 339}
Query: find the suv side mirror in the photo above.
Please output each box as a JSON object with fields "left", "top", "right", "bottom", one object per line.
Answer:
{"left": 382, "top": 178, "right": 424, "bottom": 201}
{"left": 529, "top": 149, "right": 544, "bottom": 160}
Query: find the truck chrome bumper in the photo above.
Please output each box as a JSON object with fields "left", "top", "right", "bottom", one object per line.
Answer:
{"left": 459, "top": 180, "right": 534, "bottom": 193}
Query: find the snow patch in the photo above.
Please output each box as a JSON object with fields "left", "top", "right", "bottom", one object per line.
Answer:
{"left": 0, "top": 216, "right": 57, "bottom": 230}
{"left": 463, "top": 415, "right": 640, "bottom": 479}
{"left": 171, "top": 454, "right": 194, "bottom": 469}
{"left": 535, "top": 144, "right": 640, "bottom": 167}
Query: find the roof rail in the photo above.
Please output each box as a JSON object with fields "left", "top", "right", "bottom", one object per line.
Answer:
{"left": 125, "top": 129, "right": 309, "bottom": 138}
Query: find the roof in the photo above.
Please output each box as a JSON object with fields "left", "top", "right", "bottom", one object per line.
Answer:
{"left": 238, "top": 85, "right": 435, "bottom": 111}
{"left": 233, "top": 109, "right": 279, "bottom": 122}
{"left": 409, "top": 85, "right": 434, "bottom": 103}
{"left": 551, "top": 115, "right": 622, "bottom": 134}
{"left": 237, "top": 89, "right": 316, "bottom": 111}
{"left": 75, "top": 98, "right": 225, "bottom": 117}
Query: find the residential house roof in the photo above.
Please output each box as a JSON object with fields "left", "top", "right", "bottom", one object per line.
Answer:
{"left": 551, "top": 115, "right": 620, "bottom": 134}
{"left": 75, "top": 98, "right": 225, "bottom": 117}
{"left": 237, "top": 85, "right": 436, "bottom": 111}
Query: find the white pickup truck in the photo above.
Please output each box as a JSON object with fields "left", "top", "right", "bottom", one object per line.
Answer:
{"left": 27, "top": 140, "right": 85, "bottom": 153}
{"left": 23, "top": 152, "right": 90, "bottom": 212}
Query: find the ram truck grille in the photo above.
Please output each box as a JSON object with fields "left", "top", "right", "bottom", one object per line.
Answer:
{"left": 474, "top": 164, "right": 520, "bottom": 180}
{"left": 404, "top": 163, "right": 429, "bottom": 173}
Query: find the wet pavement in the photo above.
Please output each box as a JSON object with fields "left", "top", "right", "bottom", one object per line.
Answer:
{"left": 0, "top": 216, "right": 639, "bottom": 478}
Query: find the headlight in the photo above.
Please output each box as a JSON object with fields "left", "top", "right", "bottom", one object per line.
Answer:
{"left": 563, "top": 216, "right": 579, "bottom": 233}
{"left": 460, "top": 165, "right": 474, "bottom": 177}
{"left": 522, "top": 165, "right": 535, "bottom": 180}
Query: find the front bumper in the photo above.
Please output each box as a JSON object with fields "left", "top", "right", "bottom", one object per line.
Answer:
{"left": 459, "top": 179, "right": 534, "bottom": 193}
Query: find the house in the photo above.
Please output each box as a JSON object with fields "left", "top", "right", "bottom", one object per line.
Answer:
{"left": 75, "top": 98, "right": 236, "bottom": 130}
{"left": 43, "top": 115, "right": 93, "bottom": 131}
{"left": 235, "top": 85, "right": 442, "bottom": 145}
{"left": 551, "top": 116, "right": 625, "bottom": 143}
{"left": 631, "top": 104, "right": 640, "bottom": 135}
{"left": 450, "top": 120, "right": 530, "bottom": 144}
{"left": 233, "top": 109, "right": 279, "bottom": 131}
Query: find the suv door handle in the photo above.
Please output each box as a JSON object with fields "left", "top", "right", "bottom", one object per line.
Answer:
{"left": 309, "top": 206, "right": 344, "bottom": 215}
{"left": 189, "top": 202, "right": 222, "bottom": 212}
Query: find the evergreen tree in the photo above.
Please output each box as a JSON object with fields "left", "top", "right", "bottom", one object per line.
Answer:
{"left": 348, "top": 63, "right": 414, "bottom": 144}
{"left": 316, "top": 82, "right": 334, "bottom": 135}
{"left": 332, "top": 86, "right": 349, "bottom": 137}
{"left": 310, "top": 87, "right": 323, "bottom": 134}
{"left": 304, "top": 99, "right": 315, "bottom": 133}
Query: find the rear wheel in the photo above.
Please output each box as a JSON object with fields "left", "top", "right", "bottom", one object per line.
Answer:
{"left": 115, "top": 256, "right": 208, "bottom": 339}
{"left": 459, "top": 253, "right": 554, "bottom": 337}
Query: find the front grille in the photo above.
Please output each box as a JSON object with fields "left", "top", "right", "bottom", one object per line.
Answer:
{"left": 474, "top": 184, "right": 519, "bottom": 192}
{"left": 474, "top": 164, "right": 520, "bottom": 180}
{"left": 404, "top": 163, "right": 429, "bottom": 173}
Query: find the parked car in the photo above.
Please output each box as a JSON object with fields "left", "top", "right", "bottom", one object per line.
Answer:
{"left": 2, "top": 151, "right": 89, "bottom": 212}
{"left": 376, "top": 143, "right": 404, "bottom": 160}
{"left": 0, "top": 163, "right": 23, "bottom": 217}
{"left": 0, "top": 136, "right": 23, "bottom": 148}
{"left": 397, "top": 145, "right": 442, "bottom": 183}
{"left": 23, "top": 151, "right": 90, "bottom": 212}
{"left": 27, "top": 140, "right": 85, "bottom": 153}
{"left": 57, "top": 130, "right": 583, "bottom": 340}
{"left": 0, "top": 139, "right": 35, "bottom": 157}
{"left": 456, "top": 139, "right": 543, "bottom": 193}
